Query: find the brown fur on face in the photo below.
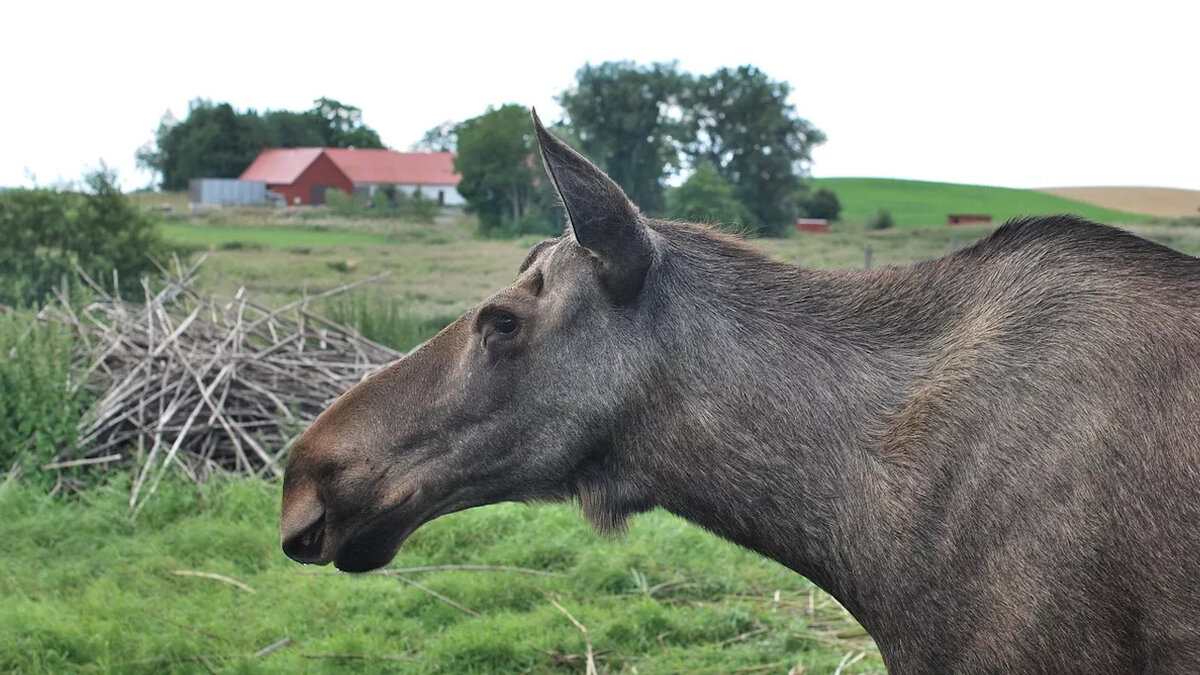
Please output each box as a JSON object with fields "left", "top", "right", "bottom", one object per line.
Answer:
{"left": 282, "top": 116, "right": 1200, "bottom": 672}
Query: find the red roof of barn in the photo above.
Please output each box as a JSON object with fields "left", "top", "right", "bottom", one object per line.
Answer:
{"left": 239, "top": 148, "right": 326, "bottom": 184}
{"left": 239, "top": 148, "right": 458, "bottom": 186}
{"left": 324, "top": 149, "right": 458, "bottom": 185}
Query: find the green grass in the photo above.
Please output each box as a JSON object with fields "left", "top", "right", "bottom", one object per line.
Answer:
{"left": 0, "top": 313, "right": 90, "bottom": 484}
{"left": 0, "top": 476, "right": 881, "bottom": 674}
{"left": 814, "top": 177, "right": 1156, "bottom": 228}
{"left": 323, "top": 292, "right": 462, "bottom": 351}
{"left": 160, "top": 222, "right": 393, "bottom": 249}
{"left": 164, "top": 219, "right": 534, "bottom": 319}
{"left": 127, "top": 191, "right": 190, "bottom": 214}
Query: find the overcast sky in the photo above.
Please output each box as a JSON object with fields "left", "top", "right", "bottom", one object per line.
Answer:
{"left": 3, "top": 0, "right": 1196, "bottom": 190}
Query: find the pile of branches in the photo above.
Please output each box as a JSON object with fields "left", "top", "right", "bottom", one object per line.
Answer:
{"left": 44, "top": 257, "right": 401, "bottom": 512}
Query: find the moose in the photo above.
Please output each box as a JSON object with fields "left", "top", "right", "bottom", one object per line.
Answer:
{"left": 281, "top": 113, "right": 1200, "bottom": 671}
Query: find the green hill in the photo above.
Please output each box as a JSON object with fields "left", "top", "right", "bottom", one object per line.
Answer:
{"left": 813, "top": 178, "right": 1155, "bottom": 228}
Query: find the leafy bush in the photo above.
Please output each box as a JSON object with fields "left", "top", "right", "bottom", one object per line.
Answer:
{"left": 407, "top": 187, "right": 441, "bottom": 223}
{"left": 325, "top": 259, "right": 359, "bottom": 274}
{"left": 0, "top": 312, "right": 88, "bottom": 482}
{"left": 324, "top": 187, "right": 357, "bottom": 215}
{"left": 666, "top": 164, "right": 747, "bottom": 232}
{"left": 216, "top": 240, "right": 265, "bottom": 251}
{"left": 867, "top": 209, "right": 895, "bottom": 230}
{"left": 325, "top": 187, "right": 440, "bottom": 223}
{"left": 0, "top": 170, "right": 169, "bottom": 307}
{"left": 803, "top": 187, "right": 841, "bottom": 222}
{"left": 477, "top": 212, "right": 562, "bottom": 238}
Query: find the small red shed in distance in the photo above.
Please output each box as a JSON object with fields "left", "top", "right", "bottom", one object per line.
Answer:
{"left": 796, "top": 218, "right": 830, "bottom": 233}
{"left": 947, "top": 214, "right": 993, "bottom": 226}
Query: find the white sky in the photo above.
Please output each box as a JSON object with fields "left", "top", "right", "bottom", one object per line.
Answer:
{"left": 2, "top": 0, "right": 1196, "bottom": 190}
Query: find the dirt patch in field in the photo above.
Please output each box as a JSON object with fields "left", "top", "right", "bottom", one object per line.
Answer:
{"left": 1037, "top": 186, "right": 1200, "bottom": 218}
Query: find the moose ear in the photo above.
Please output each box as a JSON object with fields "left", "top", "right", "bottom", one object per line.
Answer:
{"left": 532, "top": 109, "right": 653, "bottom": 303}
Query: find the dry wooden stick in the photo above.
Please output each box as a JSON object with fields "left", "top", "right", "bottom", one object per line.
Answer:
{"left": 253, "top": 637, "right": 293, "bottom": 657}
{"left": 833, "top": 650, "right": 867, "bottom": 675}
{"left": 548, "top": 596, "right": 598, "bottom": 675}
{"left": 52, "top": 260, "right": 400, "bottom": 502}
{"left": 41, "top": 454, "right": 122, "bottom": 470}
{"left": 715, "top": 626, "right": 769, "bottom": 649}
{"left": 379, "top": 564, "right": 564, "bottom": 577}
{"left": 391, "top": 575, "right": 481, "bottom": 617}
{"left": 241, "top": 272, "right": 390, "bottom": 334}
{"left": 169, "top": 570, "right": 256, "bottom": 594}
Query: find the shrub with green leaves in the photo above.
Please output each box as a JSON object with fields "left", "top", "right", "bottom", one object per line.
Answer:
{"left": 325, "top": 186, "right": 441, "bottom": 224}
{"left": 867, "top": 209, "right": 895, "bottom": 230}
{"left": 0, "top": 170, "right": 169, "bottom": 307}
{"left": 0, "top": 312, "right": 87, "bottom": 481}
{"left": 804, "top": 187, "right": 842, "bottom": 222}
{"left": 407, "top": 187, "right": 441, "bottom": 223}
{"left": 666, "top": 163, "right": 747, "bottom": 232}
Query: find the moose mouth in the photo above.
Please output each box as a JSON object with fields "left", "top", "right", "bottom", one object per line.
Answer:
{"left": 330, "top": 494, "right": 484, "bottom": 573}
{"left": 333, "top": 519, "right": 419, "bottom": 573}
{"left": 327, "top": 494, "right": 427, "bottom": 573}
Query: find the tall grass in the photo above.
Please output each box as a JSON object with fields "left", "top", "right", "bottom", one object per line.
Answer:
{"left": 0, "top": 312, "right": 88, "bottom": 482}
{"left": 0, "top": 475, "right": 882, "bottom": 673}
{"left": 324, "top": 293, "right": 461, "bottom": 352}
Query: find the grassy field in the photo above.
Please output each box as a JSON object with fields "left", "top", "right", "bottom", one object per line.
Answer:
{"left": 813, "top": 177, "right": 1155, "bottom": 228}
{"left": 160, "top": 222, "right": 394, "bottom": 249}
{"left": 9, "top": 195, "right": 1200, "bottom": 673}
{"left": 0, "top": 477, "right": 879, "bottom": 674}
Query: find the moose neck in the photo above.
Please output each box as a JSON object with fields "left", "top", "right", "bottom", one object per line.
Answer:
{"left": 608, "top": 225, "right": 957, "bottom": 649}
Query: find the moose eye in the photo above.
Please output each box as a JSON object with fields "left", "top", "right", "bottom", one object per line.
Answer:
{"left": 477, "top": 308, "right": 521, "bottom": 350}
{"left": 493, "top": 314, "right": 519, "bottom": 335}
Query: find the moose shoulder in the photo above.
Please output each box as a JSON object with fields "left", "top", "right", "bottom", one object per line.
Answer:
{"left": 281, "top": 113, "right": 1200, "bottom": 672}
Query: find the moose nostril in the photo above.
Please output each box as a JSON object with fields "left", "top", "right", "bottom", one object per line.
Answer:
{"left": 282, "top": 511, "right": 327, "bottom": 563}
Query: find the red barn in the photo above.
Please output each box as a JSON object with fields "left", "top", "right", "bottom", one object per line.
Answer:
{"left": 240, "top": 148, "right": 462, "bottom": 206}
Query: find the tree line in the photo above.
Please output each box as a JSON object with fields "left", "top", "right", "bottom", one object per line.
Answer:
{"left": 138, "top": 98, "right": 384, "bottom": 191}
{"left": 427, "top": 62, "right": 837, "bottom": 237}
{"left": 138, "top": 62, "right": 839, "bottom": 236}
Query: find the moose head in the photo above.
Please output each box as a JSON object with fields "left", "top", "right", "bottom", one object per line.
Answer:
{"left": 281, "top": 112, "right": 677, "bottom": 572}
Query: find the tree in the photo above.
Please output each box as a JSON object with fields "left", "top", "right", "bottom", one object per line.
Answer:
{"left": 453, "top": 105, "right": 557, "bottom": 236}
{"left": 685, "top": 66, "right": 826, "bottom": 236}
{"left": 804, "top": 187, "right": 841, "bottom": 221}
{"left": 559, "top": 61, "right": 689, "bottom": 214}
{"left": 412, "top": 120, "right": 457, "bottom": 152}
{"left": 261, "top": 110, "right": 325, "bottom": 147}
{"left": 666, "top": 163, "right": 747, "bottom": 231}
{"left": 143, "top": 100, "right": 270, "bottom": 190}
{"left": 310, "top": 97, "right": 385, "bottom": 149}
{"left": 138, "top": 98, "right": 385, "bottom": 190}
{"left": 135, "top": 109, "right": 179, "bottom": 189}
